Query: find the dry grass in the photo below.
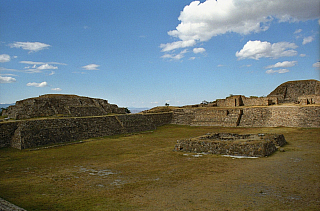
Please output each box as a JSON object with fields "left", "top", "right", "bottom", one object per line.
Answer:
{"left": 1, "top": 125, "right": 319, "bottom": 210}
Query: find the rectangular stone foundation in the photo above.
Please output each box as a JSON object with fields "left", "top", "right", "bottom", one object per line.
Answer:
{"left": 174, "top": 133, "right": 286, "bottom": 157}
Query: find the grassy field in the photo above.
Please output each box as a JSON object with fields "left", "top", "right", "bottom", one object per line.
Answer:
{"left": 1, "top": 125, "right": 319, "bottom": 211}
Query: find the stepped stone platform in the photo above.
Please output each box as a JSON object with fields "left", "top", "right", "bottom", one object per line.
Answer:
{"left": 174, "top": 133, "right": 287, "bottom": 157}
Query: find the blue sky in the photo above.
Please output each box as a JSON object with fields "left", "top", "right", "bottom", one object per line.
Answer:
{"left": 0, "top": 0, "right": 319, "bottom": 108}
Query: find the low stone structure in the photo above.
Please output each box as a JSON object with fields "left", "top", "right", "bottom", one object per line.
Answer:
{"left": 171, "top": 106, "right": 320, "bottom": 128}
{"left": 174, "top": 133, "right": 287, "bottom": 157}
{"left": 297, "top": 95, "right": 320, "bottom": 105}
{"left": 0, "top": 197, "right": 26, "bottom": 211}
{"left": 0, "top": 112, "right": 173, "bottom": 149}
{"left": 2, "top": 94, "right": 127, "bottom": 120}
{"left": 216, "top": 95, "right": 277, "bottom": 107}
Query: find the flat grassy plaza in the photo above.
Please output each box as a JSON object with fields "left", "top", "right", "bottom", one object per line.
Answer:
{"left": 1, "top": 125, "right": 319, "bottom": 210}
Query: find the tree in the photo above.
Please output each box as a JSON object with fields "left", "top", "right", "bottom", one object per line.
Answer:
{"left": 201, "top": 100, "right": 208, "bottom": 105}
{"left": 165, "top": 103, "right": 169, "bottom": 106}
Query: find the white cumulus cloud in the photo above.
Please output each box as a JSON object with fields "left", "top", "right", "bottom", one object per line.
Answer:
{"left": 0, "top": 54, "right": 10, "bottom": 63}
{"left": 26, "top": 81, "right": 48, "bottom": 87}
{"left": 37, "top": 64, "right": 58, "bottom": 70}
{"left": 294, "top": 29, "right": 302, "bottom": 34}
{"left": 236, "top": 40, "right": 298, "bottom": 60}
{"left": 160, "top": 40, "right": 196, "bottom": 52}
{"left": 9, "top": 42, "right": 50, "bottom": 52}
{"left": 161, "top": 0, "right": 319, "bottom": 52}
{"left": 266, "top": 69, "right": 290, "bottom": 74}
{"left": 193, "top": 48, "right": 206, "bottom": 54}
{"left": 313, "top": 62, "right": 320, "bottom": 69}
{"left": 51, "top": 88, "right": 62, "bottom": 91}
{"left": 265, "top": 61, "right": 297, "bottom": 69}
{"left": 302, "top": 36, "right": 314, "bottom": 45}
{"left": 82, "top": 64, "right": 100, "bottom": 70}
{"left": 0, "top": 76, "right": 16, "bottom": 83}
{"left": 161, "top": 49, "right": 188, "bottom": 60}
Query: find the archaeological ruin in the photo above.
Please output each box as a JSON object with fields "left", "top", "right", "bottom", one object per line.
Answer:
{"left": 0, "top": 79, "right": 319, "bottom": 149}
{"left": 2, "top": 94, "right": 127, "bottom": 120}
{"left": 173, "top": 133, "right": 287, "bottom": 157}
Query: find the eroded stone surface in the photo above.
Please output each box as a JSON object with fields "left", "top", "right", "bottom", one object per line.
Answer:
{"left": 174, "top": 133, "right": 287, "bottom": 157}
{"left": 2, "top": 94, "right": 126, "bottom": 120}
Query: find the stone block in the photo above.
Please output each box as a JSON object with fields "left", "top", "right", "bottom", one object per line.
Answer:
{"left": 174, "top": 133, "right": 287, "bottom": 157}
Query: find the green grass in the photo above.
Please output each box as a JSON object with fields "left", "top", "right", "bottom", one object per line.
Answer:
{"left": 1, "top": 125, "right": 320, "bottom": 210}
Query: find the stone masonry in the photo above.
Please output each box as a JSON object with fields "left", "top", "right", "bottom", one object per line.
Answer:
{"left": 268, "top": 79, "right": 320, "bottom": 104}
{"left": 0, "top": 112, "right": 172, "bottom": 149}
{"left": 2, "top": 94, "right": 127, "bottom": 120}
{"left": 174, "top": 133, "right": 287, "bottom": 157}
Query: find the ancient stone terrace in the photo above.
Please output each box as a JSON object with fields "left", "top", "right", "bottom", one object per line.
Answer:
{"left": 174, "top": 133, "right": 287, "bottom": 157}
{"left": 268, "top": 79, "right": 320, "bottom": 104}
{"left": 2, "top": 94, "right": 127, "bottom": 120}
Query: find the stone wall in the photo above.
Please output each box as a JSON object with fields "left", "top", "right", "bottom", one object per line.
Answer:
{"left": 1, "top": 112, "right": 172, "bottom": 149}
{"left": 298, "top": 95, "right": 320, "bottom": 105}
{"left": 216, "top": 95, "right": 277, "bottom": 107}
{"left": 173, "top": 133, "right": 287, "bottom": 157}
{"left": 172, "top": 106, "right": 320, "bottom": 128}
{"left": 0, "top": 122, "right": 18, "bottom": 148}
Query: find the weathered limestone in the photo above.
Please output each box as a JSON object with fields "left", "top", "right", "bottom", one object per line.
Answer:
{"left": 1, "top": 112, "right": 172, "bottom": 149}
{"left": 174, "top": 133, "right": 287, "bottom": 157}
{"left": 268, "top": 79, "right": 320, "bottom": 104}
{"left": 2, "top": 94, "right": 127, "bottom": 120}
{"left": 171, "top": 106, "right": 320, "bottom": 128}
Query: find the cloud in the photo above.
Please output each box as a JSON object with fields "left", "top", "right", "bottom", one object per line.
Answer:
{"left": 313, "top": 61, "right": 320, "bottom": 69}
{"left": 37, "top": 64, "right": 58, "bottom": 70}
{"left": 19, "top": 61, "right": 65, "bottom": 73}
{"left": 265, "top": 61, "right": 297, "bottom": 69}
{"left": 193, "top": 48, "right": 206, "bottom": 54}
{"left": 161, "top": 49, "right": 188, "bottom": 60}
{"left": 20, "top": 61, "right": 67, "bottom": 65}
{"left": 51, "top": 88, "right": 62, "bottom": 91}
{"left": 0, "top": 76, "right": 16, "bottom": 83}
{"left": 49, "top": 71, "right": 55, "bottom": 76}
{"left": 266, "top": 69, "right": 290, "bottom": 74}
{"left": 294, "top": 29, "right": 302, "bottom": 34}
{"left": 9, "top": 42, "right": 50, "bottom": 52}
{"left": 0, "top": 54, "right": 10, "bottom": 63}
{"left": 302, "top": 36, "right": 314, "bottom": 45}
{"left": 240, "top": 64, "right": 252, "bottom": 68}
{"left": 26, "top": 81, "right": 48, "bottom": 87}
{"left": 299, "top": 54, "right": 306, "bottom": 57}
{"left": 82, "top": 64, "right": 100, "bottom": 70}
{"left": 236, "top": 40, "right": 298, "bottom": 60}
{"left": 160, "top": 40, "right": 196, "bottom": 52}
{"left": 161, "top": 0, "right": 319, "bottom": 52}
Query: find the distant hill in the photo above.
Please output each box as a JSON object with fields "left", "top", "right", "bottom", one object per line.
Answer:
{"left": 0, "top": 103, "right": 14, "bottom": 109}
{"left": 128, "top": 107, "right": 150, "bottom": 114}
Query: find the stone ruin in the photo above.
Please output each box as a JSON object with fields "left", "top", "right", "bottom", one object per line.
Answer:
{"left": 189, "top": 79, "right": 320, "bottom": 108}
{"left": 2, "top": 94, "right": 127, "bottom": 120}
{"left": 174, "top": 133, "right": 287, "bottom": 157}
{"left": 268, "top": 79, "right": 320, "bottom": 104}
